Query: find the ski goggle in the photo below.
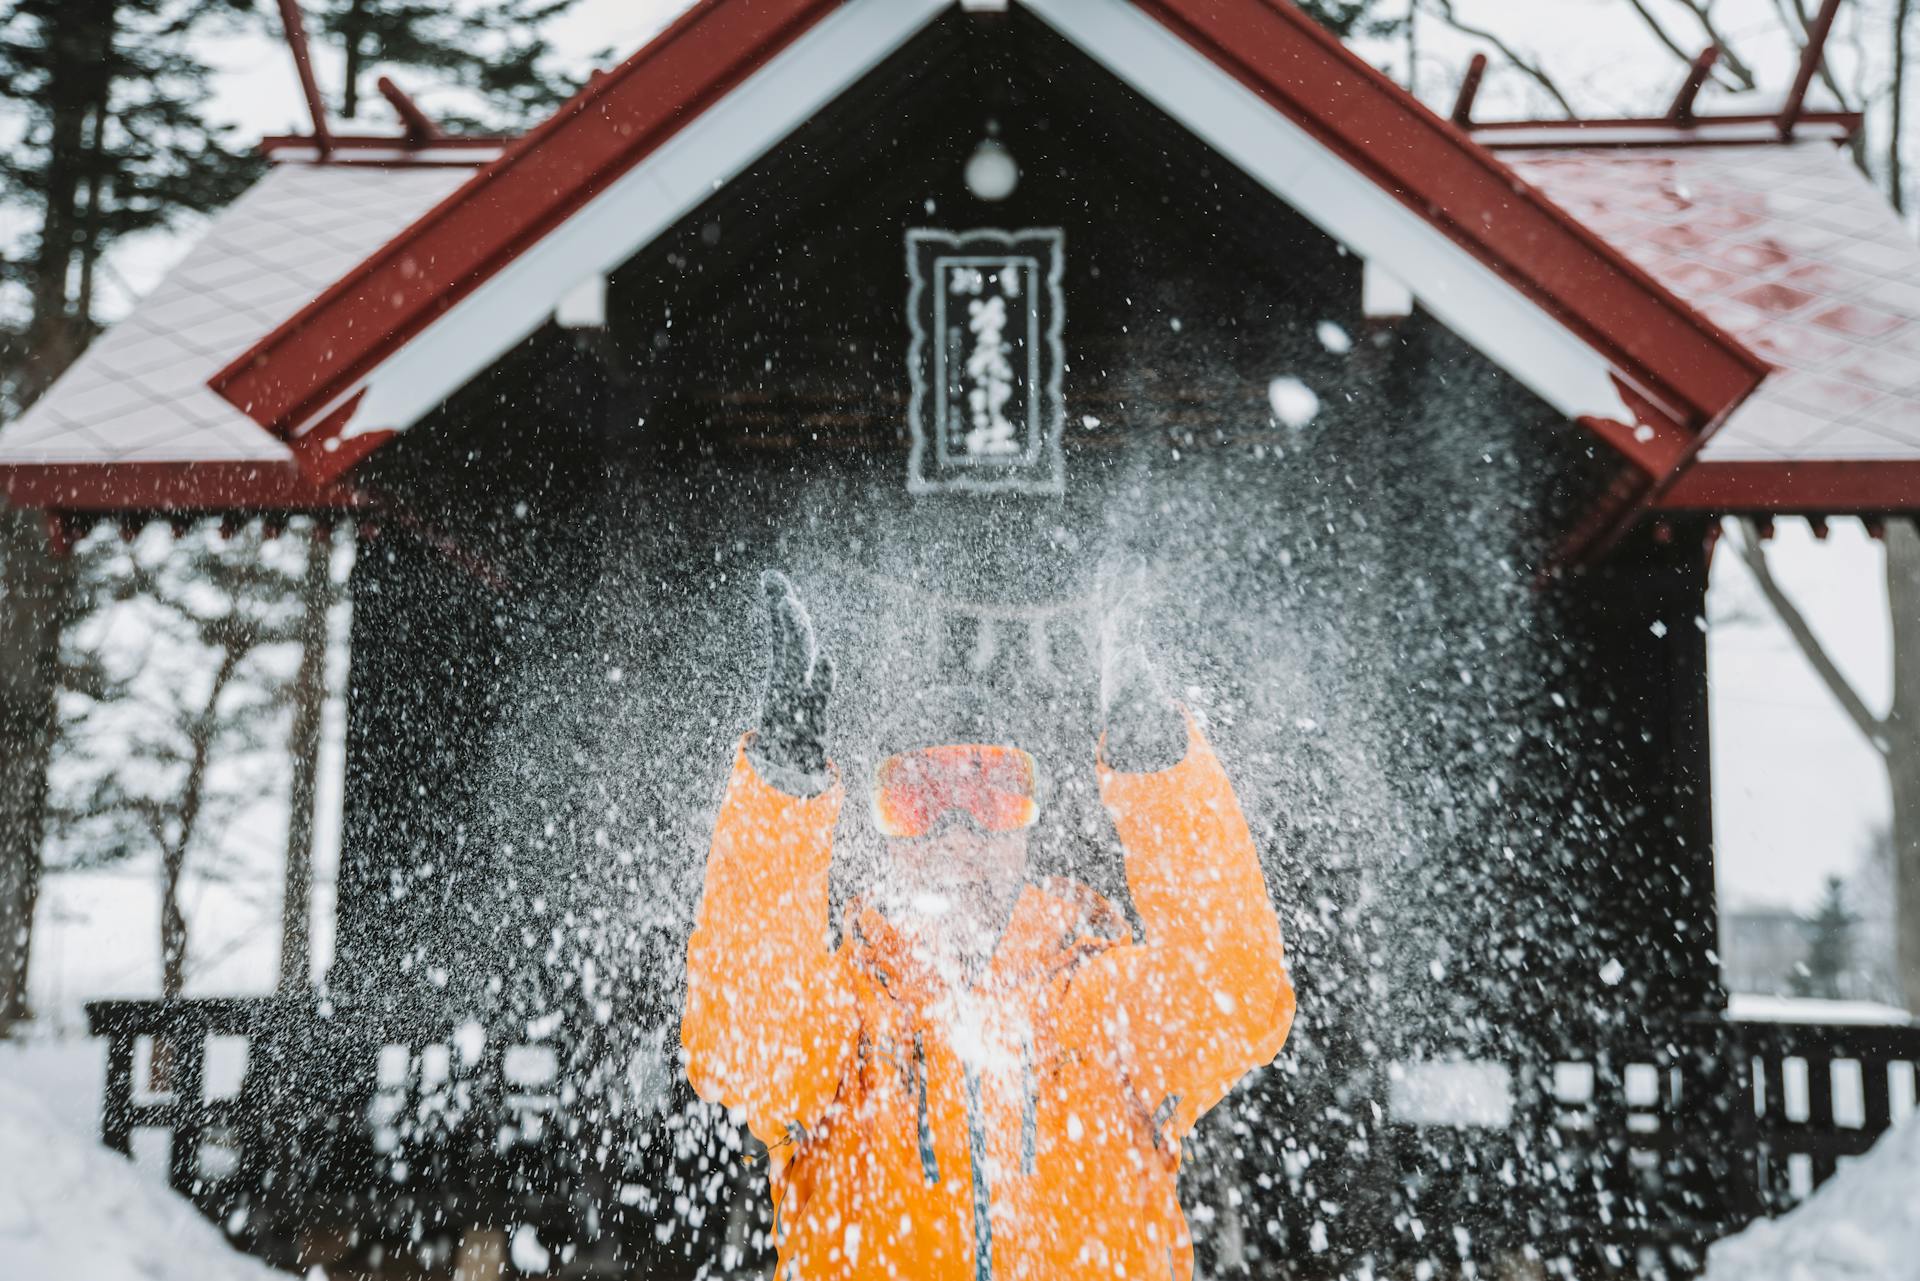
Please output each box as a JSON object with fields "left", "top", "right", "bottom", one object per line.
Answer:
{"left": 871, "top": 745, "right": 1040, "bottom": 839}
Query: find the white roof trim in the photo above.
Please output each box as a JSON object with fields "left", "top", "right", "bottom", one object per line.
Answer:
{"left": 314, "top": 0, "right": 950, "bottom": 447}
{"left": 1022, "top": 0, "right": 1632, "bottom": 427}
{"left": 304, "top": 0, "right": 1645, "bottom": 450}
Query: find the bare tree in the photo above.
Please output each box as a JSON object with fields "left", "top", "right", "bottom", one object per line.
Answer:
{"left": 1644, "top": 0, "right": 1762, "bottom": 89}
{"left": 1731, "top": 519, "right": 1920, "bottom": 1010}
{"left": 0, "top": 0, "right": 256, "bottom": 1037}
{"left": 1417, "top": 0, "right": 1578, "bottom": 116}
{"left": 47, "top": 524, "right": 309, "bottom": 1006}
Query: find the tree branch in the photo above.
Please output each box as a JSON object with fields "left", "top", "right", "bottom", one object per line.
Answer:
{"left": 1893, "top": 0, "right": 1912, "bottom": 212}
{"left": 1623, "top": 0, "right": 1748, "bottom": 91}
{"left": 1668, "top": 0, "right": 1760, "bottom": 90}
{"left": 1733, "top": 518, "right": 1888, "bottom": 750}
{"left": 1625, "top": 0, "right": 1704, "bottom": 65}
{"left": 1417, "top": 0, "right": 1577, "bottom": 117}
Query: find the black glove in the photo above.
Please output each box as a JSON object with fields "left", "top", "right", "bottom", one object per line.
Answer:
{"left": 1101, "top": 645, "right": 1187, "bottom": 774}
{"left": 747, "top": 570, "right": 835, "bottom": 796}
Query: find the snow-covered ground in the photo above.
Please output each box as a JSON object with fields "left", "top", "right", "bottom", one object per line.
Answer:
{"left": 0, "top": 1035, "right": 107, "bottom": 1144}
{"left": 0, "top": 1073, "right": 281, "bottom": 1281}
{"left": 1704, "top": 1115, "right": 1920, "bottom": 1281}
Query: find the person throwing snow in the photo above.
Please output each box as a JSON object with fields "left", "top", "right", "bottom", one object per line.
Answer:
{"left": 682, "top": 571, "right": 1295, "bottom": 1281}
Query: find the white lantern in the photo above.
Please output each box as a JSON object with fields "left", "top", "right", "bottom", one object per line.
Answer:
{"left": 965, "top": 138, "right": 1020, "bottom": 202}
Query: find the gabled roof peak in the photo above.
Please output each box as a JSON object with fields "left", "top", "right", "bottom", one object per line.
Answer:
{"left": 204, "top": 0, "right": 1763, "bottom": 496}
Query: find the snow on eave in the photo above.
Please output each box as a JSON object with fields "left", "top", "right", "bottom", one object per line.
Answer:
{"left": 1727, "top": 994, "right": 1915, "bottom": 1026}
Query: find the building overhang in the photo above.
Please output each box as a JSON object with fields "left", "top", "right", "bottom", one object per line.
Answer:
{"left": 203, "top": 0, "right": 1765, "bottom": 491}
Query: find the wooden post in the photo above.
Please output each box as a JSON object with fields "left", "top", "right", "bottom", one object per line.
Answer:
{"left": 277, "top": 521, "right": 333, "bottom": 996}
{"left": 1779, "top": 0, "right": 1845, "bottom": 137}
{"left": 101, "top": 1029, "right": 134, "bottom": 1154}
{"left": 167, "top": 1023, "right": 206, "bottom": 1193}
{"left": 1666, "top": 46, "right": 1720, "bottom": 126}
{"left": 1450, "top": 53, "right": 1487, "bottom": 127}
{"left": 274, "top": 0, "right": 332, "bottom": 159}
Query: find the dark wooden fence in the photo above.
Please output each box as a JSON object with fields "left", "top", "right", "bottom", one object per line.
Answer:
{"left": 86, "top": 998, "right": 1920, "bottom": 1278}
{"left": 1731, "top": 1020, "right": 1920, "bottom": 1213}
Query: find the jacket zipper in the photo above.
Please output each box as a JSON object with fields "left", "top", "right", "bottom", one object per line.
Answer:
{"left": 964, "top": 1065, "right": 994, "bottom": 1281}
{"left": 913, "top": 1032, "right": 940, "bottom": 1186}
{"left": 1019, "top": 1038, "right": 1037, "bottom": 1176}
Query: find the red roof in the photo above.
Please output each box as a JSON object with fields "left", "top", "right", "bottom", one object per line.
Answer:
{"left": 1501, "top": 140, "right": 1920, "bottom": 513}
{"left": 0, "top": 162, "right": 475, "bottom": 511}
{"left": 12, "top": 0, "right": 1920, "bottom": 531}
{"left": 202, "top": 0, "right": 1762, "bottom": 487}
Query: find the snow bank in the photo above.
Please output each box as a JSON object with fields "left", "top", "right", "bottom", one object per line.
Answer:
{"left": 0, "top": 1034, "right": 108, "bottom": 1142}
{"left": 1703, "top": 1115, "right": 1920, "bottom": 1281}
{"left": 0, "top": 1077, "right": 280, "bottom": 1281}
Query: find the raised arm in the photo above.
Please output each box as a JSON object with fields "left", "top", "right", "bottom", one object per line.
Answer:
{"left": 1067, "top": 641, "right": 1294, "bottom": 1145}
{"left": 1095, "top": 718, "right": 1294, "bottom": 1144}
{"left": 682, "top": 743, "right": 854, "bottom": 1147}
{"left": 680, "top": 572, "right": 854, "bottom": 1147}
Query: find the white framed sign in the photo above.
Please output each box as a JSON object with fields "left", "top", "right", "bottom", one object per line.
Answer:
{"left": 906, "top": 228, "right": 1066, "bottom": 495}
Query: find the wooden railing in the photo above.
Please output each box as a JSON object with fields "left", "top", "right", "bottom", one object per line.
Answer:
{"left": 86, "top": 995, "right": 714, "bottom": 1276}
{"left": 88, "top": 998, "right": 270, "bottom": 1193}
{"left": 1731, "top": 1019, "right": 1920, "bottom": 1214}
{"left": 84, "top": 998, "right": 1920, "bottom": 1276}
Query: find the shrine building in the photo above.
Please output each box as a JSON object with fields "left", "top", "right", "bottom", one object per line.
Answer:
{"left": 4, "top": 0, "right": 1920, "bottom": 1275}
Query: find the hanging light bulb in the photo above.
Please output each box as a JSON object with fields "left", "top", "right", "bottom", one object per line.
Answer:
{"left": 965, "top": 137, "right": 1020, "bottom": 202}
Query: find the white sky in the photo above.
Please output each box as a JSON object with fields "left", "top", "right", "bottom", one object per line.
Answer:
{"left": 66, "top": 0, "right": 1911, "bottom": 932}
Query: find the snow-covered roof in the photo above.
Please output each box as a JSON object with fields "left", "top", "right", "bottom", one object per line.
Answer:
{"left": 9, "top": 3, "right": 1919, "bottom": 528}
{"left": 1504, "top": 141, "right": 1920, "bottom": 511}
{"left": 0, "top": 162, "right": 469, "bottom": 506}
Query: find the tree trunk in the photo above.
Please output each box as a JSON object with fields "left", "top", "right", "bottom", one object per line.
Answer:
{"left": 1884, "top": 520, "right": 1920, "bottom": 1010}
{"left": 0, "top": 510, "right": 72, "bottom": 1034}
{"left": 151, "top": 837, "right": 188, "bottom": 1091}
{"left": 159, "top": 843, "right": 188, "bottom": 1003}
{"left": 160, "top": 643, "right": 244, "bottom": 1000}
{"left": 1895, "top": 0, "right": 1913, "bottom": 214}
{"left": 277, "top": 524, "right": 333, "bottom": 995}
{"left": 19, "top": 0, "right": 115, "bottom": 404}
{"left": 73, "top": 100, "right": 107, "bottom": 327}
{"left": 342, "top": 0, "right": 368, "bottom": 120}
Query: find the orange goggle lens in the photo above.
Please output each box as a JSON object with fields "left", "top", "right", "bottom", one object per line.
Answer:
{"left": 871, "top": 745, "right": 1039, "bottom": 838}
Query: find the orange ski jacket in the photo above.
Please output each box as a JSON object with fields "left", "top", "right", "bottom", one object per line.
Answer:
{"left": 682, "top": 720, "right": 1295, "bottom": 1281}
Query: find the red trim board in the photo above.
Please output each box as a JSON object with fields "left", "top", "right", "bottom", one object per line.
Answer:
{"left": 1659, "top": 460, "right": 1920, "bottom": 513}
{"left": 0, "top": 462, "right": 361, "bottom": 513}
